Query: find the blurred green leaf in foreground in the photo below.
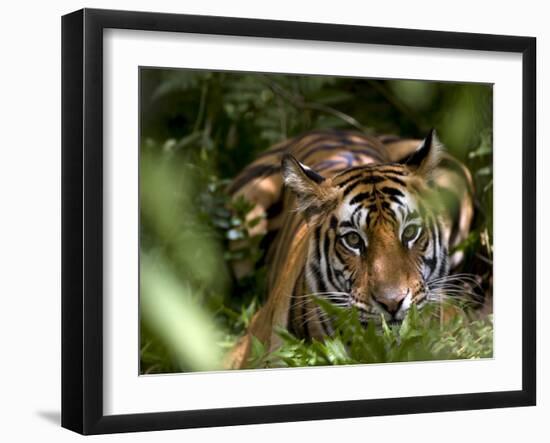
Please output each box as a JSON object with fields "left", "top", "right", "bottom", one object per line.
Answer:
{"left": 141, "top": 255, "right": 223, "bottom": 372}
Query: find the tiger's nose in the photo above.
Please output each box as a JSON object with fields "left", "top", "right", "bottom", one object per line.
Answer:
{"left": 374, "top": 290, "right": 408, "bottom": 316}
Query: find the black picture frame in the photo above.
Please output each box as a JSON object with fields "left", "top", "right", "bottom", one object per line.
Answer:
{"left": 61, "top": 8, "right": 537, "bottom": 435}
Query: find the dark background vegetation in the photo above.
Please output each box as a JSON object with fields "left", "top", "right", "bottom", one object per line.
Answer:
{"left": 139, "top": 68, "right": 493, "bottom": 374}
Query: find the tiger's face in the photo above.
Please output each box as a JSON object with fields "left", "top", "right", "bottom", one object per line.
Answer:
{"left": 282, "top": 130, "right": 447, "bottom": 324}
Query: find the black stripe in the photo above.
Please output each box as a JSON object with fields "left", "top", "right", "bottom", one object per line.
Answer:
{"left": 398, "top": 206, "right": 406, "bottom": 220}
{"left": 343, "top": 175, "right": 407, "bottom": 198}
{"left": 352, "top": 205, "right": 364, "bottom": 227}
{"left": 337, "top": 170, "right": 367, "bottom": 188}
{"left": 382, "top": 175, "right": 407, "bottom": 187}
{"left": 348, "top": 148, "right": 385, "bottom": 162}
{"left": 379, "top": 134, "right": 403, "bottom": 144}
{"left": 380, "top": 187, "right": 404, "bottom": 197}
{"left": 334, "top": 246, "right": 346, "bottom": 266}
{"left": 342, "top": 180, "right": 364, "bottom": 198}
{"left": 266, "top": 199, "right": 284, "bottom": 218}
{"left": 426, "top": 216, "right": 439, "bottom": 277}
{"left": 380, "top": 201, "right": 392, "bottom": 211}
{"left": 342, "top": 175, "right": 383, "bottom": 197}
{"left": 380, "top": 201, "right": 397, "bottom": 222}
{"left": 228, "top": 164, "right": 280, "bottom": 193}
{"left": 314, "top": 226, "right": 322, "bottom": 262}
{"left": 387, "top": 195, "right": 404, "bottom": 205}
{"left": 373, "top": 167, "right": 407, "bottom": 176}
{"left": 301, "top": 289, "right": 311, "bottom": 340}
{"left": 302, "top": 143, "right": 346, "bottom": 160}
{"left": 315, "top": 160, "right": 344, "bottom": 171}
{"left": 310, "top": 263, "right": 326, "bottom": 293}
{"left": 432, "top": 217, "right": 440, "bottom": 260}
{"left": 360, "top": 175, "right": 387, "bottom": 185}
{"left": 324, "top": 231, "right": 338, "bottom": 289}
{"left": 301, "top": 165, "right": 325, "bottom": 184}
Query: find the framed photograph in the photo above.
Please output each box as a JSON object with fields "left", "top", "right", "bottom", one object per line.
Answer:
{"left": 61, "top": 8, "right": 536, "bottom": 435}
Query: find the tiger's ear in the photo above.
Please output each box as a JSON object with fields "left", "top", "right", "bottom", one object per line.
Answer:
{"left": 399, "top": 129, "right": 441, "bottom": 178}
{"left": 281, "top": 154, "right": 338, "bottom": 221}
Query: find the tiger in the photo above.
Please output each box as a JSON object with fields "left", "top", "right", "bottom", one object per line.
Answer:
{"left": 225, "top": 129, "right": 474, "bottom": 369}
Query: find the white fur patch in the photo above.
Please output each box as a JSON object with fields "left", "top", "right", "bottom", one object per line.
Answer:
{"left": 395, "top": 291, "right": 413, "bottom": 320}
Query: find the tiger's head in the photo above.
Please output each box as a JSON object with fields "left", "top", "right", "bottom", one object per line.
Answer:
{"left": 282, "top": 130, "right": 448, "bottom": 324}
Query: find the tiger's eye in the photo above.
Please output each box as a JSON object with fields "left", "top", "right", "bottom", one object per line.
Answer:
{"left": 343, "top": 232, "right": 362, "bottom": 249}
{"left": 402, "top": 224, "right": 420, "bottom": 243}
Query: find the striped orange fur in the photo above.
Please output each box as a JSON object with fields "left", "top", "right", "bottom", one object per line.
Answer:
{"left": 226, "top": 129, "right": 474, "bottom": 369}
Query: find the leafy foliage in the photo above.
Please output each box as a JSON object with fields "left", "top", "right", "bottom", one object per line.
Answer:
{"left": 247, "top": 300, "right": 493, "bottom": 369}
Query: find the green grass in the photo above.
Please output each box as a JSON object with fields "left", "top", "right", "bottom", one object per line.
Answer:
{"left": 246, "top": 300, "right": 492, "bottom": 369}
